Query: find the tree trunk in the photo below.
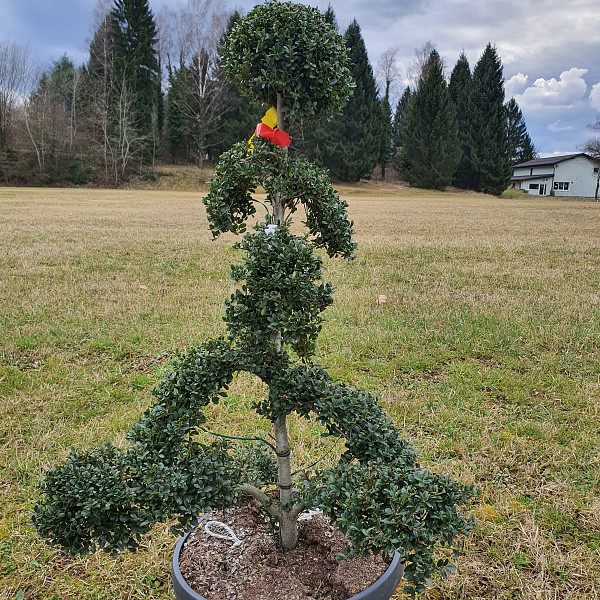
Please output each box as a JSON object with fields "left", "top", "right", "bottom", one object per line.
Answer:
{"left": 271, "top": 91, "right": 299, "bottom": 550}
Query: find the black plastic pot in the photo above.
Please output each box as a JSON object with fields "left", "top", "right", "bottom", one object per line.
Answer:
{"left": 172, "top": 527, "right": 404, "bottom": 600}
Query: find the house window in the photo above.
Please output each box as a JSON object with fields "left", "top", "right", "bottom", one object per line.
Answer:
{"left": 594, "top": 167, "right": 599, "bottom": 173}
{"left": 529, "top": 183, "right": 539, "bottom": 190}
{"left": 553, "top": 182, "right": 570, "bottom": 191}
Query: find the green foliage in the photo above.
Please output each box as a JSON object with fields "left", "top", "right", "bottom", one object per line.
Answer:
{"left": 165, "top": 61, "right": 190, "bottom": 160}
{"left": 220, "top": 1, "right": 354, "bottom": 125}
{"left": 449, "top": 53, "right": 476, "bottom": 189}
{"left": 391, "top": 86, "right": 413, "bottom": 177}
{"left": 68, "top": 162, "right": 87, "bottom": 185}
{"left": 471, "top": 44, "right": 511, "bottom": 195}
{"left": 203, "top": 138, "right": 355, "bottom": 259}
{"left": 309, "top": 20, "right": 382, "bottom": 182}
{"left": 309, "top": 460, "right": 474, "bottom": 594}
{"left": 111, "top": 0, "right": 160, "bottom": 137}
{"left": 399, "top": 61, "right": 459, "bottom": 190}
{"left": 379, "top": 94, "right": 394, "bottom": 178}
{"left": 33, "top": 336, "right": 476, "bottom": 589}
{"left": 226, "top": 224, "right": 334, "bottom": 358}
{"left": 48, "top": 54, "right": 77, "bottom": 114}
{"left": 232, "top": 442, "right": 278, "bottom": 488}
{"left": 392, "top": 87, "right": 413, "bottom": 151}
{"left": 505, "top": 98, "right": 536, "bottom": 164}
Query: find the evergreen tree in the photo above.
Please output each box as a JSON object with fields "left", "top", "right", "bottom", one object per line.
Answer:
{"left": 48, "top": 55, "right": 76, "bottom": 115}
{"left": 448, "top": 52, "right": 475, "bottom": 189}
{"left": 408, "top": 42, "right": 445, "bottom": 91}
{"left": 83, "top": 14, "right": 114, "bottom": 181}
{"left": 110, "top": 0, "right": 159, "bottom": 140}
{"left": 313, "top": 20, "right": 381, "bottom": 182}
{"left": 392, "top": 87, "right": 412, "bottom": 149}
{"left": 471, "top": 44, "right": 511, "bottom": 195}
{"left": 505, "top": 97, "right": 536, "bottom": 164}
{"left": 323, "top": 4, "right": 337, "bottom": 27}
{"left": 165, "top": 59, "right": 190, "bottom": 161}
{"left": 391, "top": 86, "right": 412, "bottom": 165}
{"left": 379, "top": 94, "right": 393, "bottom": 179}
{"left": 399, "top": 58, "right": 459, "bottom": 190}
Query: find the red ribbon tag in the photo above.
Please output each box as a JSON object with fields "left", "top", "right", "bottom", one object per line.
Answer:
{"left": 255, "top": 123, "right": 291, "bottom": 148}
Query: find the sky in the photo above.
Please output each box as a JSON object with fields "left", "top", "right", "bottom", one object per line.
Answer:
{"left": 1, "top": 0, "right": 599, "bottom": 156}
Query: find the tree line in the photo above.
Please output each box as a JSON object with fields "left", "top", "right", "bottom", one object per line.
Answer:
{"left": 0, "top": 0, "right": 535, "bottom": 194}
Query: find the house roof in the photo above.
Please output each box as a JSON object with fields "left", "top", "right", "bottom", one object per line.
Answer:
{"left": 513, "top": 153, "right": 588, "bottom": 169}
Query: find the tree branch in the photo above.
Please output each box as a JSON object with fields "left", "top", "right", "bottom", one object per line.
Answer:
{"left": 236, "top": 483, "right": 281, "bottom": 520}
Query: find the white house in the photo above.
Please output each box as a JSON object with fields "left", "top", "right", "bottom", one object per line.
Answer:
{"left": 510, "top": 153, "right": 598, "bottom": 197}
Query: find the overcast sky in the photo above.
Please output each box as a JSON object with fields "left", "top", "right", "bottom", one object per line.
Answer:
{"left": 1, "top": 0, "right": 599, "bottom": 156}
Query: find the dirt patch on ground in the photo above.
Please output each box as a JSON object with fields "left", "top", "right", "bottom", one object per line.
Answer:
{"left": 178, "top": 498, "right": 389, "bottom": 600}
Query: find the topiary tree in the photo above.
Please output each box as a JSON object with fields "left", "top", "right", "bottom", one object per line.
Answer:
{"left": 32, "top": 2, "right": 476, "bottom": 594}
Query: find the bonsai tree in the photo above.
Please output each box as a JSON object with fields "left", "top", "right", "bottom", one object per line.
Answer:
{"left": 32, "top": 2, "right": 476, "bottom": 594}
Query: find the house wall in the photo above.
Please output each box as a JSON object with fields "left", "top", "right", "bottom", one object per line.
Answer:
{"left": 518, "top": 177, "right": 552, "bottom": 195}
{"left": 553, "top": 156, "right": 597, "bottom": 197}
{"left": 513, "top": 166, "right": 554, "bottom": 178}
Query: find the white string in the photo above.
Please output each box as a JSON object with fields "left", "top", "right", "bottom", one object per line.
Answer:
{"left": 298, "top": 509, "right": 322, "bottom": 521}
{"left": 203, "top": 520, "right": 243, "bottom": 548}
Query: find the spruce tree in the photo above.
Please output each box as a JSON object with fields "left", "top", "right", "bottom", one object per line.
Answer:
{"left": 505, "top": 97, "right": 536, "bottom": 164}
{"left": 379, "top": 94, "right": 393, "bottom": 179}
{"left": 391, "top": 86, "right": 412, "bottom": 175}
{"left": 392, "top": 87, "right": 412, "bottom": 150}
{"left": 165, "top": 60, "right": 190, "bottom": 162}
{"left": 110, "top": 0, "right": 159, "bottom": 140}
{"left": 315, "top": 20, "right": 381, "bottom": 182}
{"left": 471, "top": 44, "right": 511, "bottom": 195}
{"left": 448, "top": 52, "right": 475, "bottom": 189}
{"left": 399, "top": 58, "right": 459, "bottom": 190}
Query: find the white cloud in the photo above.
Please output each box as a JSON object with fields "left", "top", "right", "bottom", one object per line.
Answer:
{"left": 547, "top": 120, "right": 574, "bottom": 132}
{"left": 519, "top": 68, "right": 588, "bottom": 108}
{"left": 590, "top": 83, "right": 600, "bottom": 109}
{"left": 505, "top": 73, "right": 528, "bottom": 98}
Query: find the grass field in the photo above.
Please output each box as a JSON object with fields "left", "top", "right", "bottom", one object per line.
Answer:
{"left": 1, "top": 185, "right": 599, "bottom": 600}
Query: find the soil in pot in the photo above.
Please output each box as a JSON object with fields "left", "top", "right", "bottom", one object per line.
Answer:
{"left": 178, "top": 497, "right": 390, "bottom": 600}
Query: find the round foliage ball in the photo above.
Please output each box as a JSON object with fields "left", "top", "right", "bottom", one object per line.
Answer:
{"left": 220, "top": 1, "right": 354, "bottom": 124}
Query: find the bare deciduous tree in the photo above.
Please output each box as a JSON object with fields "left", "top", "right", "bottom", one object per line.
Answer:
{"left": 581, "top": 117, "right": 600, "bottom": 201}
{"left": 0, "top": 41, "right": 37, "bottom": 150}
{"left": 158, "top": 0, "right": 230, "bottom": 163}
{"left": 376, "top": 47, "right": 400, "bottom": 99}
{"left": 407, "top": 41, "right": 445, "bottom": 91}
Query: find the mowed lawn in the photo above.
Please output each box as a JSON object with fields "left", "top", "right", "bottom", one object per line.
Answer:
{"left": 1, "top": 186, "right": 599, "bottom": 600}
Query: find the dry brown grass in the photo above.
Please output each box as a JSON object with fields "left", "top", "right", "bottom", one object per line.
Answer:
{"left": 1, "top": 186, "right": 599, "bottom": 599}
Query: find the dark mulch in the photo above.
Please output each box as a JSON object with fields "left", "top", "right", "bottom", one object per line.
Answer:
{"left": 178, "top": 498, "right": 389, "bottom": 600}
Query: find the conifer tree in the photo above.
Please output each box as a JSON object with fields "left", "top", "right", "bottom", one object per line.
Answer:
{"left": 399, "top": 57, "right": 459, "bottom": 190}
{"left": 110, "top": 0, "right": 159, "bottom": 140}
{"left": 449, "top": 52, "right": 475, "bottom": 189}
{"left": 408, "top": 42, "right": 445, "bottom": 91}
{"left": 85, "top": 14, "right": 113, "bottom": 178}
{"left": 165, "top": 59, "right": 190, "bottom": 161}
{"left": 315, "top": 20, "right": 381, "bottom": 181}
{"left": 505, "top": 97, "right": 536, "bottom": 164}
{"left": 471, "top": 43, "right": 511, "bottom": 195}
{"left": 392, "top": 87, "right": 412, "bottom": 150}
{"left": 379, "top": 94, "right": 393, "bottom": 179}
